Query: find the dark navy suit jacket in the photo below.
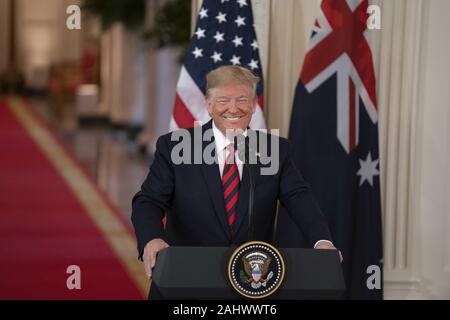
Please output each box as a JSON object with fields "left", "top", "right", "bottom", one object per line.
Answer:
{"left": 131, "top": 120, "right": 332, "bottom": 259}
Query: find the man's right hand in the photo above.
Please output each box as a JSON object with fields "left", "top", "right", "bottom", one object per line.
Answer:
{"left": 143, "top": 238, "right": 169, "bottom": 279}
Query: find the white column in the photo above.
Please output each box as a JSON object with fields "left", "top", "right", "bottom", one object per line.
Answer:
{"left": 366, "top": 0, "right": 426, "bottom": 298}
{"left": 108, "top": 23, "right": 147, "bottom": 128}
{"left": 139, "top": 0, "right": 182, "bottom": 154}
{"left": 121, "top": 30, "right": 148, "bottom": 127}
{"left": 154, "top": 48, "right": 180, "bottom": 134}
{"left": 141, "top": 46, "right": 181, "bottom": 154}
{"left": 415, "top": 0, "right": 450, "bottom": 299}
{"left": 365, "top": 0, "right": 450, "bottom": 299}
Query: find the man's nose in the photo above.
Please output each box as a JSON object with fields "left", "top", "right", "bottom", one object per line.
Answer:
{"left": 227, "top": 101, "right": 240, "bottom": 113}
{"left": 230, "top": 99, "right": 245, "bottom": 112}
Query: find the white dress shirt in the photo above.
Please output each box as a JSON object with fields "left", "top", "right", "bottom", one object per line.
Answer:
{"left": 212, "top": 121, "right": 246, "bottom": 179}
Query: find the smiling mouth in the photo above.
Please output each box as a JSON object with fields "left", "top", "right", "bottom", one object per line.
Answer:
{"left": 224, "top": 115, "right": 242, "bottom": 121}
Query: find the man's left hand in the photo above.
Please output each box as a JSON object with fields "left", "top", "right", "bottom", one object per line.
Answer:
{"left": 314, "top": 241, "right": 336, "bottom": 250}
{"left": 314, "top": 241, "right": 343, "bottom": 262}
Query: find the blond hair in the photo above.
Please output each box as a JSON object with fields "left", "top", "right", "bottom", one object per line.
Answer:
{"left": 205, "top": 65, "right": 260, "bottom": 99}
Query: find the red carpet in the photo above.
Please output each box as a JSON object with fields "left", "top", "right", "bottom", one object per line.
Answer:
{"left": 0, "top": 98, "right": 145, "bottom": 299}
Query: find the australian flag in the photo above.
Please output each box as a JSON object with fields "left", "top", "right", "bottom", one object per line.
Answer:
{"left": 277, "top": 0, "right": 383, "bottom": 299}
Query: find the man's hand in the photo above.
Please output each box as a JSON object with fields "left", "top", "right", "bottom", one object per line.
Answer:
{"left": 314, "top": 240, "right": 343, "bottom": 262}
{"left": 314, "top": 241, "right": 336, "bottom": 250}
{"left": 143, "top": 238, "right": 169, "bottom": 279}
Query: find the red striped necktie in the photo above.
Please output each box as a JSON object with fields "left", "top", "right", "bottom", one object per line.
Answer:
{"left": 222, "top": 144, "right": 240, "bottom": 235}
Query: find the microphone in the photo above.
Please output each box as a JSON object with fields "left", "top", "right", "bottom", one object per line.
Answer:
{"left": 235, "top": 134, "right": 247, "bottom": 163}
{"left": 235, "top": 134, "right": 257, "bottom": 163}
{"left": 234, "top": 134, "right": 256, "bottom": 242}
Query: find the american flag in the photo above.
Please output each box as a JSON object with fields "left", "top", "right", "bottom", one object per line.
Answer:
{"left": 170, "top": 0, "right": 266, "bottom": 130}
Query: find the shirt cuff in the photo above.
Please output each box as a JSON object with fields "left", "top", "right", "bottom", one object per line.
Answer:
{"left": 313, "top": 239, "right": 334, "bottom": 248}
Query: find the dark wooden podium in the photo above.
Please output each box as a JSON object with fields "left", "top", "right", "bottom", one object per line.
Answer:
{"left": 152, "top": 246, "right": 345, "bottom": 299}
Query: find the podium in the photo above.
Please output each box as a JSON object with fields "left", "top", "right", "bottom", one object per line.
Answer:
{"left": 152, "top": 246, "right": 345, "bottom": 299}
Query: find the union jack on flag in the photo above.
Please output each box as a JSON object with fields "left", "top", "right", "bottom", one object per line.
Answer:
{"left": 170, "top": 0, "right": 266, "bottom": 130}
{"left": 301, "top": 0, "right": 378, "bottom": 154}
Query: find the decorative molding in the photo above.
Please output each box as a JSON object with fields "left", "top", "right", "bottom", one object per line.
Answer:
{"left": 383, "top": 278, "right": 429, "bottom": 300}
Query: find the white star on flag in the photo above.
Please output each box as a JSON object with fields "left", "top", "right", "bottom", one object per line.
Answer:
{"left": 232, "top": 35, "right": 243, "bottom": 47}
{"left": 211, "top": 51, "right": 223, "bottom": 63}
{"left": 251, "top": 40, "right": 258, "bottom": 50}
{"left": 237, "top": 0, "right": 248, "bottom": 8}
{"left": 235, "top": 16, "right": 246, "bottom": 27}
{"left": 216, "top": 12, "right": 227, "bottom": 24}
{"left": 356, "top": 152, "right": 379, "bottom": 186}
{"left": 230, "top": 55, "right": 241, "bottom": 65}
{"left": 248, "top": 59, "right": 259, "bottom": 70}
{"left": 221, "top": 0, "right": 230, "bottom": 3}
{"left": 213, "top": 31, "right": 225, "bottom": 43}
{"left": 195, "top": 27, "right": 206, "bottom": 39}
{"left": 192, "top": 47, "right": 203, "bottom": 59}
{"left": 199, "top": 8, "right": 208, "bottom": 19}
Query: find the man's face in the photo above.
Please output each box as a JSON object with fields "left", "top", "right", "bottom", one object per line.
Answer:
{"left": 207, "top": 84, "right": 256, "bottom": 134}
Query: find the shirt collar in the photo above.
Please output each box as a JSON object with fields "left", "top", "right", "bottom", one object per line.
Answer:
{"left": 212, "top": 120, "right": 248, "bottom": 152}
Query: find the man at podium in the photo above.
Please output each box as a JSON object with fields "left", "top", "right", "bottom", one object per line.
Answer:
{"left": 131, "top": 66, "right": 337, "bottom": 298}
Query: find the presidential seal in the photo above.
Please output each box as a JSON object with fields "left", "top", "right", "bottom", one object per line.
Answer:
{"left": 228, "top": 241, "right": 285, "bottom": 299}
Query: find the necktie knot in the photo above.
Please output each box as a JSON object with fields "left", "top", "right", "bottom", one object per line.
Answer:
{"left": 226, "top": 143, "right": 236, "bottom": 153}
{"left": 224, "top": 143, "right": 236, "bottom": 165}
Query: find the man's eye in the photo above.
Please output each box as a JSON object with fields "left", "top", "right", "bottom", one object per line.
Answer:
{"left": 218, "top": 100, "right": 230, "bottom": 104}
{"left": 237, "top": 99, "right": 249, "bottom": 104}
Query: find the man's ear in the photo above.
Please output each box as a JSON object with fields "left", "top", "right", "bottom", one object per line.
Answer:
{"left": 252, "top": 98, "right": 257, "bottom": 114}
{"left": 206, "top": 99, "right": 213, "bottom": 116}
